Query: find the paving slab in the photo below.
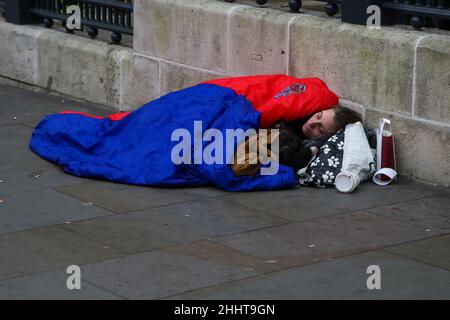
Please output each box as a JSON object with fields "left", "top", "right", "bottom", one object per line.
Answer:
{"left": 213, "top": 211, "right": 439, "bottom": 268}
{"left": 0, "top": 146, "right": 55, "bottom": 169}
{"left": 384, "top": 234, "right": 450, "bottom": 271}
{"left": 0, "top": 269, "right": 123, "bottom": 300}
{"left": 163, "top": 241, "right": 285, "bottom": 274}
{"left": 0, "top": 84, "right": 110, "bottom": 115}
{"left": 368, "top": 195, "right": 450, "bottom": 234}
{"left": 219, "top": 177, "right": 447, "bottom": 222}
{"left": 0, "top": 226, "right": 123, "bottom": 281}
{"left": 0, "top": 84, "right": 112, "bottom": 129}
{"left": 63, "top": 198, "right": 289, "bottom": 254}
{"left": 173, "top": 250, "right": 450, "bottom": 300}
{"left": 0, "top": 188, "right": 112, "bottom": 234}
{"left": 81, "top": 249, "right": 258, "bottom": 300}
{"left": 0, "top": 110, "right": 54, "bottom": 128}
{"left": 0, "top": 164, "right": 28, "bottom": 179}
{"left": 0, "top": 124, "right": 33, "bottom": 150}
{"left": 0, "top": 108, "right": 109, "bottom": 129}
{"left": 0, "top": 166, "right": 84, "bottom": 196}
{"left": 56, "top": 183, "right": 228, "bottom": 214}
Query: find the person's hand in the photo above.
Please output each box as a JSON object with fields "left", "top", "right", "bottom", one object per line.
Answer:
{"left": 303, "top": 136, "right": 329, "bottom": 150}
{"left": 310, "top": 146, "right": 319, "bottom": 156}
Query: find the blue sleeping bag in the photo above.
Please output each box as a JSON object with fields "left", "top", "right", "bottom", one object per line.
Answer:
{"left": 29, "top": 84, "right": 297, "bottom": 191}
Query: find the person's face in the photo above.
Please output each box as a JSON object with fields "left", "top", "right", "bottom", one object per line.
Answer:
{"left": 302, "top": 109, "right": 337, "bottom": 139}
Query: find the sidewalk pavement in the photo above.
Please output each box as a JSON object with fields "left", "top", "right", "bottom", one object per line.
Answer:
{"left": 0, "top": 84, "right": 449, "bottom": 300}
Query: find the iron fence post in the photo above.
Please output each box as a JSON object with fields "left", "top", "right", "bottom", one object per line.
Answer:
{"left": 341, "top": 0, "right": 387, "bottom": 25}
{"left": 5, "top": 0, "right": 34, "bottom": 24}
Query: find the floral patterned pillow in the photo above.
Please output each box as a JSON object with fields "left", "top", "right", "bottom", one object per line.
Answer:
{"left": 298, "top": 130, "right": 345, "bottom": 188}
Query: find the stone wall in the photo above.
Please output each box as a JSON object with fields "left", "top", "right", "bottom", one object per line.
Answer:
{"left": 0, "top": 18, "right": 133, "bottom": 110}
{"left": 0, "top": 0, "right": 449, "bottom": 187}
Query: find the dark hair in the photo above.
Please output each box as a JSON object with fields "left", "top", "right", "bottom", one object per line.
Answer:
{"left": 333, "top": 107, "right": 363, "bottom": 130}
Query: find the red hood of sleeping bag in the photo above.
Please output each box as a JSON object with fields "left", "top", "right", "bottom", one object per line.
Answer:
{"left": 204, "top": 74, "right": 339, "bottom": 128}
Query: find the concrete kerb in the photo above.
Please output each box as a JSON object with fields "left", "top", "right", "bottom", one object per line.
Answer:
{"left": 0, "top": 18, "right": 133, "bottom": 110}
{"left": 0, "top": 20, "right": 45, "bottom": 85}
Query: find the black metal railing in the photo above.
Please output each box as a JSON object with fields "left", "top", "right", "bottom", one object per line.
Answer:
{"left": 31, "top": 0, "right": 133, "bottom": 44}
{"left": 0, "top": 0, "right": 5, "bottom": 18}
{"left": 383, "top": 0, "right": 450, "bottom": 29}
{"left": 224, "top": 0, "right": 340, "bottom": 15}
{"left": 225, "top": 0, "right": 450, "bottom": 30}
{"left": 4, "top": 0, "right": 133, "bottom": 44}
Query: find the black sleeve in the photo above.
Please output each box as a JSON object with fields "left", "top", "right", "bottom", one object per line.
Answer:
{"left": 283, "top": 147, "right": 313, "bottom": 172}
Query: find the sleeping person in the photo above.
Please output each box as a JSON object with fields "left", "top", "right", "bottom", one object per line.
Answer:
{"left": 30, "top": 74, "right": 348, "bottom": 191}
{"left": 232, "top": 107, "right": 362, "bottom": 176}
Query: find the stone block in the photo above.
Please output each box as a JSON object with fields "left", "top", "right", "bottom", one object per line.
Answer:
{"left": 289, "top": 15, "right": 423, "bottom": 114}
{"left": 82, "top": 248, "right": 257, "bottom": 299}
{"left": 177, "top": 250, "right": 450, "bottom": 299}
{"left": 36, "top": 28, "right": 132, "bottom": 107}
{"left": 63, "top": 198, "right": 288, "bottom": 254}
{"left": 0, "top": 20, "right": 42, "bottom": 85}
{"left": 214, "top": 211, "right": 437, "bottom": 268}
{"left": 0, "top": 226, "right": 122, "bottom": 280}
{"left": 385, "top": 234, "right": 450, "bottom": 271}
{"left": 0, "top": 188, "right": 111, "bottom": 234}
{"left": 414, "top": 35, "right": 450, "bottom": 123}
{"left": 160, "top": 60, "right": 224, "bottom": 96}
{"left": 120, "top": 54, "right": 160, "bottom": 110}
{"left": 221, "top": 177, "right": 443, "bottom": 222}
{"left": 0, "top": 83, "right": 111, "bottom": 127}
{"left": 55, "top": 182, "right": 220, "bottom": 214}
{"left": 228, "top": 6, "right": 294, "bottom": 76}
{"left": 368, "top": 195, "right": 450, "bottom": 234}
{"left": 0, "top": 165, "right": 83, "bottom": 196}
{"left": 0, "top": 124, "right": 33, "bottom": 150}
{"left": 134, "top": 0, "right": 239, "bottom": 73}
{"left": 0, "top": 269, "right": 123, "bottom": 300}
{"left": 0, "top": 147, "right": 54, "bottom": 168}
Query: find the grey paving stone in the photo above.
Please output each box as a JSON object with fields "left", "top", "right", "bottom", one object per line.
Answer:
{"left": 145, "top": 241, "right": 284, "bottom": 274}
{"left": 0, "top": 147, "right": 55, "bottom": 168}
{"left": 56, "top": 183, "right": 231, "bottom": 214}
{"left": 63, "top": 198, "right": 289, "bottom": 254}
{"left": 213, "top": 211, "right": 439, "bottom": 267}
{"left": 0, "top": 124, "right": 33, "bottom": 150}
{"left": 81, "top": 249, "right": 258, "bottom": 299}
{"left": 368, "top": 196, "right": 450, "bottom": 234}
{"left": 384, "top": 234, "right": 450, "bottom": 271}
{"left": 0, "top": 226, "right": 123, "bottom": 281}
{"left": 0, "top": 110, "right": 51, "bottom": 128}
{"left": 178, "top": 186, "right": 229, "bottom": 198}
{"left": 0, "top": 269, "right": 122, "bottom": 300}
{"left": 0, "top": 108, "right": 111, "bottom": 129}
{"left": 0, "top": 85, "right": 112, "bottom": 130}
{"left": 0, "top": 166, "right": 84, "bottom": 196}
{"left": 220, "top": 177, "right": 447, "bottom": 222}
{"left": 175, "top": 250, "right": 450, "bottom": 300}
{"left": 0, "top": 188, "right": 112, "bottom": 234}
{"left": 0, "top": 164, "right": 27, "bottom": 178}
{"left": 0, "top": 84, "right": 110, "bottom": 115}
